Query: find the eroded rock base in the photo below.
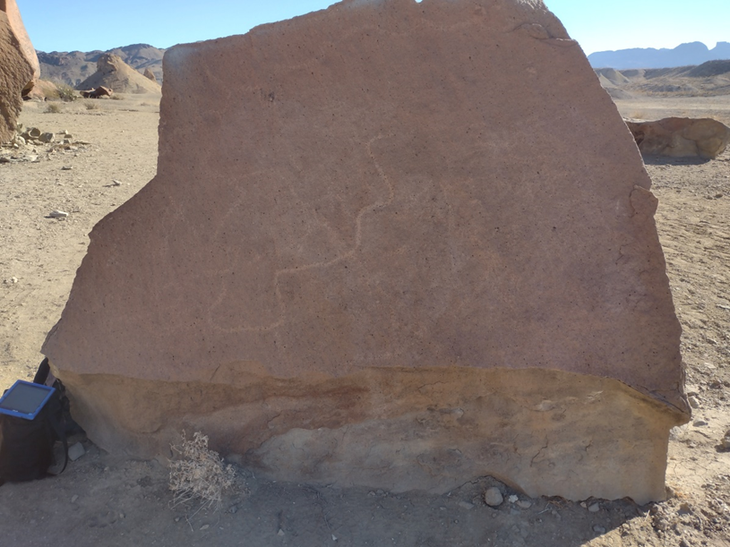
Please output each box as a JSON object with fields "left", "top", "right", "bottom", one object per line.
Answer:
{"left": 56, "top": 364, "right": 685, "bottom": 504}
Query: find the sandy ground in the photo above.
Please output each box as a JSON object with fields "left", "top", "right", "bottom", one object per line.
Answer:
{"left": 0, "top": 93, "right": 729, "bottom": 547}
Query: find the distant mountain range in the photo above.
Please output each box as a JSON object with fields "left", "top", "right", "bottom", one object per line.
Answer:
{"left": 38, "top": 40, "right": 730, "bottom": 89}
{"left": 588, "top": 41, "right": 730, "bottom": 70}
{"left": 37, "top": 44, "right": 165, "bottom": 87}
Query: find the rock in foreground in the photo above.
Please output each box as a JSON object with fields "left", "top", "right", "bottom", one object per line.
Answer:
{"left": 0, "top": 0, "right": 39, "bottom": 142}
{"left": 44, "top": 0, "right": 689, "bottom": 504}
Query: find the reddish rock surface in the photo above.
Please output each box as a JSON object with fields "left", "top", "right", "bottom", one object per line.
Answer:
{"left": 627, "top": 117, "right": 730, "bottom": 159}
{"left": 0, "top": 0, "right": 38, "bottom": 141}
{"left": 44, "top": 0, "right": 689, "bottom": 503}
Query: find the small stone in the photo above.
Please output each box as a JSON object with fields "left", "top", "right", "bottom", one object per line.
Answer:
{"left": 48, "top": 210, "right": 69, "bottom": 218}
{"left": 200, "top": 524, "right": 209, "bottom": 530}
{"left": 721, "top": 433, "right": 730, "bottom": 450}
{"left": 688, "top": 396, "right": 700, "bottom": 409}
{"left": 332, "top": 534, "right": 338, "bottom": 541}
{"left": 228, "top": 504, "right": 238, "bottom": 514}
{"left": 4, "top": 277, "right": 18, "bottom": 284}
{"left": 277, "top": 529, "right": 285, "bottom": 536}
{"left": 484, "top": 487, "right": 504, "bottom": 507}
{"left": 40, "top": 132, "right": 55, "bottom": 143}
{"left": 508, "top": 494, "right": 519, "bottom": 503}
{"left": 111, "top": 179, "right": 122, "bottom": 187}
{"left": 593, "top": 525, "right": 606, "bottom": 534}
{"left": 61, "top": 166, "right": 73, "bottom": 171}
{"left": 71, "top": 494, "right": 79, "bottom": 503}
{"left": 458, "top": 501, "right": 474, "bottom": 510}
{"left": 516, "top": 500, "right": 532, "bottom": 509}
{"left": 68, "top": 442, "right": 86, "bottom": 461}
{"left": 693, "top": 419, "right": 708, "bottom": 427}
{"left": 588, "top": 503, "right": 600, "bottom": 513}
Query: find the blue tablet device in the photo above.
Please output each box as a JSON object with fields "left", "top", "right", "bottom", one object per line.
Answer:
{"left": 0, "top": 380, "right": 56, "bottom": 421}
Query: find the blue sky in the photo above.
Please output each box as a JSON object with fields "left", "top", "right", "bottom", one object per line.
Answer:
{"left": 16, "top": 0, "right": 730, "bottom": 56}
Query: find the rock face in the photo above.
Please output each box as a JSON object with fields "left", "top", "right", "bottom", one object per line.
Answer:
{"left": 627, "top": 117, "right": 730, "bottom": 159}
{"left": 77, "top": 53, "right": 161, "bottom": 94}
{"left": 44, "top": 0, "right": 689, "bottom": 504}
{"left": 0, "top": 0, "right": 39, "bottom": 142}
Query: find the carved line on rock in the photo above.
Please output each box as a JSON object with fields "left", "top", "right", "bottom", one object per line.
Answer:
{"left": 207, "top": 134, "right": 395, "bottom": 333}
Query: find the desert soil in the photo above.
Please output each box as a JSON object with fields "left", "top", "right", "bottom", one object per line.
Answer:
{"left": 1, "top": 93, "right": 730, "bottom": 547}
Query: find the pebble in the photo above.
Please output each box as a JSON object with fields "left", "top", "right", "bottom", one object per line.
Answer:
{"left": 277, "top": 529, "right": 285, "bottom": 536}
{"left": 61, "top": 166, "right": 72, "bottom": 170}
{"left": 721, "top": 431, "right": 730, "bottom": 450}
{"left": 3, "top": 277, "right": 18, "bottom": 284}
{"left": 593, "top": 525, "right": 607, "bottom": 534}
{"left": 508, "top": 494, "right": 519, "bottom": 503}
{"left": 693, "top": 419, "right": 708, "bottom": 427}
{"left": 458, "top": 501, "right": 475, "bottom": 510}
{"left": 48, "top": 210, "right": 69, "bottom": 218}
{"left": 688, "top": 396, "right": 700, "bottom": 409}
{"left": 516, "top": 500, "right": 533, "bottom": 509}
{"left": 111, "top": 179, "right": 122, "bottom": 186}
{"left": 484, "top": 487, "right": 504, "bottom": 507}
{"left": 68, "top": 442, "right": 86, "bottom": 461}
{"left": 71, "top": 494, "right": 79, "bottom": 503}
{"left": 199, "top": 524, "right": 209, "bottom": 530}
{"left": 588, "top": 503, "right": 600, "bottom": 513}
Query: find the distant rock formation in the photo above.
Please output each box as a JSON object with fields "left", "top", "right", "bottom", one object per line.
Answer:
{"left": 44, "top": 0, "right": 688, "bottom": 504}
{"left": 594, "top": 60, "right": 730, "bottom": 98}
{"left": 38, "top": 43, "right": 164, "bottom": 87}
{"left": 627, "top": 117, "right": 730, "bottom": 159}
{"left": 76, "top": 53, "right": 161, "bottom": 94}
{"left": 143, "top": 67, "right": 156, "bottom": 82}
{"left": 0, "top": 0, "right": 39, "bottom": 142}
{"left": 589, "top": 41, "right": 730, "bottom": 70}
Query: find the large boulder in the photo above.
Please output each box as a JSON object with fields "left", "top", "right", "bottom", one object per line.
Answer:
{"left": 44, "top": 0, "right": 689, "bottom": 504}
{"left": 76, "top": 53, "right": 161, "bottom": 94}
{"left": 0, "top": 0, "right": 39, "bottom": 142}
{"left": 627, "top": 117, "right": 730, "bottom": 159}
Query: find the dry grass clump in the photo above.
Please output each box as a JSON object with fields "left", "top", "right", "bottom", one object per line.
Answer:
{"left": 169, "top": 431, "right": 235, "bottom": 511}
{"left": 57, "top": 84, "right": 78, "bottom": 102}
{"left": 44, "top": 103, "right": 62, "bottom": 114}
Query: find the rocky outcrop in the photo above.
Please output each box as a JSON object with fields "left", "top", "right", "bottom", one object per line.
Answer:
{"left": 44, "top": 0, "right": 689, "bottom": 504}
{"left": 143, "top": 67, "right": 156, "bottom": 82}
{"left": 627, "top": 117, "right": 730, "bottom": 159}
{"left": 76, "top": 53, "right": 161, "bottom": 94}
{"left": 37, "top": 44, "right": 165, "bottom": 88}
{"left": 0, "top": 0, "right": 38, "bottom": 142}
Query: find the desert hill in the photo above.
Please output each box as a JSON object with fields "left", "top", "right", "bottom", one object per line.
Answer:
{"left": 589, "top": 41, "right": 730, "bottom": 70}
{"left": 77, "top": 53, "right": 161, "bottom": 94}
{"left": 595, "top": 59, "right": 730, "bottom": 99}
{"left": 37, "top": 43, "right": 164, "bottom": 87}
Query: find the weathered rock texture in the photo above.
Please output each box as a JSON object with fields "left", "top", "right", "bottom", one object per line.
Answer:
{"left": 627, "top": 117, "right": 730, "bottom": 159}
{"left": 77, "top": 53, "right": 161, "bottom": 94}
{"left": 0, "top": 0, "right": 38, "bottom": 142}
{"left": 44, "top": 0, "right": 689, "bottom": 503}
